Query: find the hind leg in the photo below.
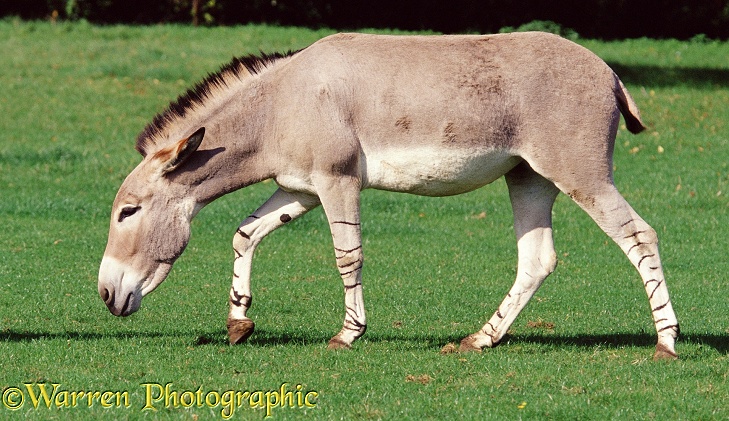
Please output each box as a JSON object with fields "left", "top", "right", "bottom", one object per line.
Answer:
{"left": 461, "top": 163, "right": 560, "bottom": 351}
{"left": 563, "top": 184, "right": 679, "bottom": 359}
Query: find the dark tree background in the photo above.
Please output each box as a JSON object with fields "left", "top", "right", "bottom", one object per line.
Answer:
{"left": 2, "top": 0, "right": 728, "bottom": 40}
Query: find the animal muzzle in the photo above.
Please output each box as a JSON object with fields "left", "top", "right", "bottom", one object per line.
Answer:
{"left": 98, "top": 256, "right": 143, "bottom": 317}
{"left": 99, "top": 284, "right": 137, "bottom": 316}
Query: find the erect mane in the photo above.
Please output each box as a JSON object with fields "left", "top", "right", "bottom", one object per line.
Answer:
{"left": 136, "top": 50, "right": 299, "bottom": 157}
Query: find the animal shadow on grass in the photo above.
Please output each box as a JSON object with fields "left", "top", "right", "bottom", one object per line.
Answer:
{"left": 0, "top": 328, "right": 464, "bottom": 350}
{"left": 608, "top": 63, "right": 729, "bottom": 88}
{"left": 177, "top": 330, "right": 333, "bottom": 348}
{"left": 2, "top": 329, "right": 725, "bottom": 355}
{"left": 181, "top": 331, "right": 729, "bottom": 356}
{"left": 235, "top": 329, "right": 466, "bottom": 350}
{"left": 0, "top": 330, "right": 169, "bottom": 342}
{"left": 0, "top": 329, "right": 233, "bottom": 348}
{"left": 515, "top": 332, "right": 729, "bottom": 356}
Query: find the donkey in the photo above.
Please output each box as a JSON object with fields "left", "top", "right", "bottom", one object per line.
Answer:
{"left": 98, "top": 32, "right": 679, "bottom": 359}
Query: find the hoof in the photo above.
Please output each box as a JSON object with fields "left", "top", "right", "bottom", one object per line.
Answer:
{"left": 326, "top": 338, "right": 352, "bottom": 350}
{"left": 653, "top": 343, "right": 678, "bottom": 361}
{"left": 227, "top": 318, "right": 255, "bottom": 345}
{"left": 458, "top": 335, "right": 483, "bottom": 353}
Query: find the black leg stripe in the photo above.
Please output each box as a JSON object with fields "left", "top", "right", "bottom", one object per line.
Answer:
{"left": 335, "top": 245, "right": 363, "bottom": 254}
{"left": 637, "top": 254, "right": 655, "bottom": 268}
{"left": 339, "top": 264, "right": 363, "bottom": 277}
{"left": 331, "top": 221, "right": 361, "bottom": 226}
{"left": 652, "top": 301, "right": 669, "bottom": 312}
{"left": 649, "top": 280, "right": 664, "bottom": 299}
{"left": 343, "top": 282, "right": 362, "bottom": 291}
{"left": 658, "top": 324, "right": 679, "bottom": 333}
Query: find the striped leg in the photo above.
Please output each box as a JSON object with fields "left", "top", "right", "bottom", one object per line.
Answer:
{"left": 326, "top": 218, "right": 365, "bottom": 349}
{"left": 461, "top": 164, "right": 559, "bottom": 351}
{"left": 568, "top": 186, "right": 679, "bottom": 359}
{"left": 228, "top": 188, "right": 320, "bottom": 344}
{"left": 314, "top": 176, "right": 366, "bottom": 349}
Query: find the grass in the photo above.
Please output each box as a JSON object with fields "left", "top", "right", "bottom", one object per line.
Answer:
{"left": 0, "top": 19, "right": 727, "bottom": 419}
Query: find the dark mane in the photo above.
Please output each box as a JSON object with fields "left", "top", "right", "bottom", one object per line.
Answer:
{"left": 136, "top": 50, "right": 299, "bottom": 156}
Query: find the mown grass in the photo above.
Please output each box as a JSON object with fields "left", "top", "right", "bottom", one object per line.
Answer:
{"left": 0, "top": 19, "right": 727, "bottom": 419}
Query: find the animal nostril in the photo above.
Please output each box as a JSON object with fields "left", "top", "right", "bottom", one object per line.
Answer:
{"left": 101, "top": 287, "right": 112, "bottom": 303}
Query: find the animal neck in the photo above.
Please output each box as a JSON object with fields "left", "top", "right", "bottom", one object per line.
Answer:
{"left": 140, "top": 52, "right": 298, "bottom": 209}
{"left": 167, "top": 96, "right": 275, "bottom": 207}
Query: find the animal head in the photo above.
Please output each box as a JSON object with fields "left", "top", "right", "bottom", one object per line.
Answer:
{"left": 98, "top": 127, "right": 205, "bottom": 316}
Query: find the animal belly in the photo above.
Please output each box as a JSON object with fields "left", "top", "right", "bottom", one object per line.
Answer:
{"left": 363, "top": 148, "right": 520, "bottom": 196}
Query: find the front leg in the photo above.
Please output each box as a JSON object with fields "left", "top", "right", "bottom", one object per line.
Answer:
{"left": 314, "top": 176, "right": 366, "bottom": 349}
{"left": 228, "top": 188, "right": 320, "bottom": 344}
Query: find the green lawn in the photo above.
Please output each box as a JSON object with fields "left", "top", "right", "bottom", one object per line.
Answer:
{"left": 0, "top": 19, "right": 727, "bottom": 419}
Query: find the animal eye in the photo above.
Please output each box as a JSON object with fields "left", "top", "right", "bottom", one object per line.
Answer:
{"left": 118, "top": 206, "right": 140, "bottom": 222}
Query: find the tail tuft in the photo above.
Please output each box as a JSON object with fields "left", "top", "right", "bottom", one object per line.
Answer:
{"left": 614, "top": 75, "right": 646, "bottom": 134}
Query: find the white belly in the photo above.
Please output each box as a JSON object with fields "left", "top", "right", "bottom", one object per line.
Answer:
{"left": 362, "top": 147, "right": 520, "bottom": 196}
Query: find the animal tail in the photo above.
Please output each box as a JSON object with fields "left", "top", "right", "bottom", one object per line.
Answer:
{"left": 614, "top": 74, "right": 646, "bottom": 134}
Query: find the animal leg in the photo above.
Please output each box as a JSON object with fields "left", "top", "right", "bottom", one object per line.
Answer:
{"left": 228, "top": 188, "right": 320, "bottom": 345}
{"left": 566, "top": 184, "right": 679, "bottom": 360}
{"left": 314, "top": 176, "right": 366, "bottom": 349}
{"left": 461, "top": 163, "right": 560, "bottom": 352}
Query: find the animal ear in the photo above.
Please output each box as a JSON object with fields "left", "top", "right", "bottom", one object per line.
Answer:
{"left": 155, "top": 127, "right": 205, "bottom": 174}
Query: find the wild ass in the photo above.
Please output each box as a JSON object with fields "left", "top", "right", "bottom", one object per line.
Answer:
{"left": 98, "top": 32, "right": 679, "bottom": 359}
